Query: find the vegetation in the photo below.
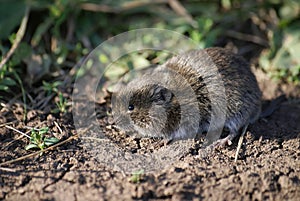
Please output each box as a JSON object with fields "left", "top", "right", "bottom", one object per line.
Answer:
{"left": 25, "top": 127, "right": 59, "bottom": 152}
{"left": 129, "top": 169, "right": 144, "bottom": 183}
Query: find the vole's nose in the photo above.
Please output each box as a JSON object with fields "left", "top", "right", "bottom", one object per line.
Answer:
{"left": 110, "top": 114, "right": 130, "bottom": 130}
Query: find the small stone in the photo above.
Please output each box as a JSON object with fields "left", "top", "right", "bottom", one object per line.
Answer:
{"left": 278, "top": 175, "right": 290, "bottom": 187}
{"left": 64, "top": 171, "right": 76, "bottom": 182}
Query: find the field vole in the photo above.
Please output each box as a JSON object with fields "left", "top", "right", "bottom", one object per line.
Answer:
{"left": 112, "top": 47, "right": 262, "bottom": 147}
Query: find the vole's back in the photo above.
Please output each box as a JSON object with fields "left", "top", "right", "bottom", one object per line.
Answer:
{"left": 164, "top": 47, "right": 261, "bottom": 135}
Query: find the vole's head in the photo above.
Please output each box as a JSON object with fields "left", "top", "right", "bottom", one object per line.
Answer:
{"left": 112, "top": 83, "right": 180, "bottom": 138}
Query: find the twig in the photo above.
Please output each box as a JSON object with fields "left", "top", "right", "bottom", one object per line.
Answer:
{"left": 122, "top": 0, "right": 168, "bottom": 10}
{"left": 37, "top": 93, "right": 55, "bottom": 110}
{"left": 6, "top": 93, "right": 23, "bottom": 106}
{"left": 5, "top": 125, "right": 31, "bottom": 139}
{"left": 0, "top": 167, "right": 17, "bottom": 172}
{"left": 225, "top": 30, "right": 269, "bottom": 47}
{"left": 80, "top": 3, "right": 118, "bottom": 13}
{"left": 0, "top": 6, "right": 30, "bottom": 70}
{"left": 80, "top": 0, "right": 168, "bottom": 13}
{"left": 23, "top": 125, "right": 43, "bottom": 131}
{"left": 168, "top": 0, "right": 198, "bottom": 28}
{"left": 54, "top": 121, "right": 63, "bottom": 135}
{"left": 234, "top": 125, "right": 248, "bottom": 162}
{"left": 0, "top": 121, "right": 18, "bottom": 128}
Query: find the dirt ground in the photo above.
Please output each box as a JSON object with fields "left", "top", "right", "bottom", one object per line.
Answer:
{"left": 0, "top": 67, "right": 300, "bottom": 201}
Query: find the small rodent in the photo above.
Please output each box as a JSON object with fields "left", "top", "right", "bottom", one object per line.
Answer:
{"left": 112, "top": 47, "right": 262, "bottom": 146}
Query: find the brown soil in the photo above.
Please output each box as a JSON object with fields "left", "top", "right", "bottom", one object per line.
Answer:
{"left": 0, "top": 69, "right": 300, "bottom": 201}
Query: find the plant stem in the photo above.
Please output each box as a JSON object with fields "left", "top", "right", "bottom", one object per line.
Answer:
{"left": 5, "top": 125, "right": 31, "bottom": 139}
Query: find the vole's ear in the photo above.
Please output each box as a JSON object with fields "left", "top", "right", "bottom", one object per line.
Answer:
{"left": 150, "top": 85, "right": 173, "bottom": 104}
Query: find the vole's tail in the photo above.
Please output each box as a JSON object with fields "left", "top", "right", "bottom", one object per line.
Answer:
{"left": 260, "top": 94, "right": 287, "bottom": 118}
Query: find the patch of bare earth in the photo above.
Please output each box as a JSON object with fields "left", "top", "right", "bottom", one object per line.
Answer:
{"left": 0, "top": 70, "right": 299, "bottom": 201}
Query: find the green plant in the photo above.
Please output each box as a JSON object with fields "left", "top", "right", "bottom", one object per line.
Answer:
{"left": 54, "top": 92, "right": 69, "bottom": 113}
{"left": 129, "top": 169, "right": 144, "bottom": 183}
{"left": 259, "top": 0, "right": 300, "bottom": 83}
{"left": 42, "top": 80, "right": 62, "bottom": 95}
{"left": 0, "top": 66, "right": 27, "bottom": 121}
{"left": 25, "top": 127, "right": 59, "bottom": 151}
{"left": 0, "top": 67, "right": 17, "bottom": 92}
{"left": 43, "top": 81, "right": 70, "bottom": 113}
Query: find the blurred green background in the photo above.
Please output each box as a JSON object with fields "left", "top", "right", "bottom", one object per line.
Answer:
{"left": 0, "top": 0, "right": 299, "bottom": 104}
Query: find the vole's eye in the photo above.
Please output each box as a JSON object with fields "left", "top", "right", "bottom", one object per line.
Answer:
{"left": 128, "top": 104, "right": 134, "bottom": 111}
